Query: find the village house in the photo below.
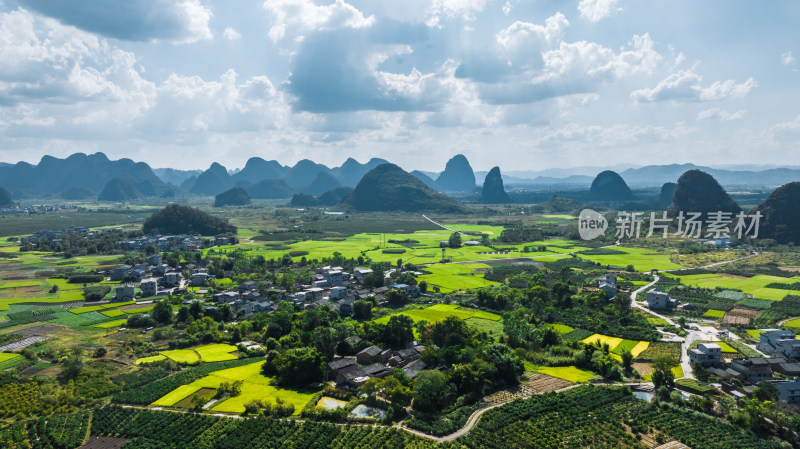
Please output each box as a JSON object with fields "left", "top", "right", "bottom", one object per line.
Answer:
{"left": 140, "top": 278, "right": 158, "bottom": 297}
{"left": 730, "top": 358, "right": 774, "bottom": 384}
{"left": 390, "top": 283, "right": 421, "bottom": 298}
{"left": 329, "top": 286, "right": 347, "bottom": 301}
{"left": 147, "top": 254, "right": 162, "bottom": 266}
{"left": 356, "top": 345, "right": 385, "bottom": 365}
{"left": 757, "top": 329, "right": 800, "bottom": 360}
{"left": 689, "top": 342, "right": 723, "bottom": 367}
{"left": 646, "top": 289, "right": 677, "bottom": 310}
{"left": 402, "top": 359, "right": 428, "bottom": 380}
{"left": 164, "top": 272, "right": 180, "bottom": 287}
{"left": 773, "top": 380, "right": 800, "bottom": 404}
{"left": 327, "top": 358, "right": 358, "bottom": 384}
{"left": 343, "top": 363, "right": 392, "bottom": 387}
{"left": 354, "top": 268, "right": 373, "bottom": 282}
{"left": 214, "top": 291, "right": 239, "bottom": 304}
{"left": 110, "top": 265, "right": 132, "bottom": 281}
{"left": 115, "top": 284, "right": 135, "bottom": 302}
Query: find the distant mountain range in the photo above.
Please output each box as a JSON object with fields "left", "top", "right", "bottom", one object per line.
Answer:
{"left": 2, "top": 153, "right": 800, "bottom": 202}
{"left": 479, "top": 164, "right": 800, "bottom": 187}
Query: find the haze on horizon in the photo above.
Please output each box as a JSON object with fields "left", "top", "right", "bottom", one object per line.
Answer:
{"left": 0, "top": 0, "right": 798, "bottom": 172}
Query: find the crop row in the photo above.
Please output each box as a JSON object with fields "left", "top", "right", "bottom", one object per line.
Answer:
{"left": 92, "top": 406, "right": 419, "bottom": 449}
{"left": 0, "top": 409, "right": 91, "bottom": 449}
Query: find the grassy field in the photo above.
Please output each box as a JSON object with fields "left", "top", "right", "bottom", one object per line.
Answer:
{"left": 784, "top": 318, "right": 800, "bottom": 329}
{"left": 582, "top": 333, "right": 624, "bottom": 350}
{"left": 463, "top": 317, "right": 504, "bottom": 340}
{"left": 137, "top": 344, "right": 239, "bottom": 365}
{"left": 418, "top": 263, "right": 498, "bottom": 292}
{"left": 136, "top": 355, "right": 167, "bottom": 365}
{"left": 161, "top": 349, "right": 201, "bottom": 365}
{"left": 669, "top": 273, "right": 800, "bottom": 301}
{"left": 0, "top": 353, "right": 26, "bottom": 370}
{"left": 373, "top": 304, "right": 501, "bottom": 326}
{"left": 524, "top": 362, "right": 594, "bottom": 383}
{"left": 229, "top": 227, "right": 584, "bottom": 266}
{"left": 195, "top": 344, "right": 239, "bottom": 362}
{"left": 703, "top": 309, "right": 726, "bottom": 319}
{"left": 152, "top": 361, "right": 316, "bottom": 415}
{"left": 548, "top": 323, "right": 575, "bottom": 334}
{"left": 578, "top": 246, "right": 684, "bottom": 271}
{"left": 609, "top": 340, "right": 650, "bottom": 358}
{"left": 94, "top": 319, "right": 128, "bottom": 329}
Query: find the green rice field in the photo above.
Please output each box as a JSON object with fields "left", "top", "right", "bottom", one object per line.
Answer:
{"left": 151, "top": 361, "right": 316, "bottom": 414}
{"left": 669, "top": 273, "right": 800, "bottom": 301}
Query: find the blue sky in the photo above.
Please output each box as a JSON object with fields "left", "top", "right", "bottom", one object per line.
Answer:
{"left": 0, "top": 0, "right": 798, "bottom": 172}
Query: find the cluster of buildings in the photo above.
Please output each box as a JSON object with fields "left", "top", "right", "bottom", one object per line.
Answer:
{"left": 119, "top": 234, "right": 228, "bottom": 252}
{"left": 110, "top": 254, "right": 186, "bottom": 301}
{"left": 207, "top": 266, "right": 422, "bottom": 318}
{"left": 326, "top": 339, "right": 429, "bottom": 388}
{"left": 18, "top": 225, "right": 122, "bottom": 245}
{"left": 0, "top": 204, "right": 78, "bottom": 215}
{"left": 687, "top": 329, "right": 800, "bottom": 404}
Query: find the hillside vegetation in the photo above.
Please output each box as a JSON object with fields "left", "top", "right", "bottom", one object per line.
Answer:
{"left": 142, "top": 204, "right": 237, "bottom": 235}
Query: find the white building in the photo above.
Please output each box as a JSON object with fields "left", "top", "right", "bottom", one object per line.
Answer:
{"left": 646, "top": 289, "right": 677, "bottom": 310}
{"left": 689, "top": 342, "right": 722, "bottom": 367}
{"left": 165, "top": 272, "right": 180, "bottom": 287}
{"left": 140, "top": 278, "right": 158, "bottom": 297}
{"left": 191, "top": 272, "right": 208, "bottom": 286}
{"left": 115, "top": 284, "right": 136, "bottom": 301}
{"left": 758, "top": 329, "right": 800, "bottom": 360}
{"left": 329, "top": 286, "right": 348, "bottom": 300}
{"left": 354, "top": 268, "right": 373, "bottom": 281}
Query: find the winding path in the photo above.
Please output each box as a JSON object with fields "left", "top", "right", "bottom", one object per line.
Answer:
{"left": 397, "top": 384, "right": 582, "bottom": 442}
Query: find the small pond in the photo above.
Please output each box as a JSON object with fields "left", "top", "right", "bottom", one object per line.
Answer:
{"left": 349, "top": 404, "right": 386, "bottom": 419}
{"left": 316, "top": 397, "right": 348, "bottom": 410}
{"left": 632, "top": 391, "right": 654, "bottom": 402}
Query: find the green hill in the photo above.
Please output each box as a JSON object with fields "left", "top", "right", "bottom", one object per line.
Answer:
{"left": 143, "top": 204, "right": 236, "bottom": 235}
{"left": 0, "top": 186, "right": 12, "bottom": 207}
{"left": 481, "top": 167, "right": 510, "bottom": 203}
{"left": 214, "top": 187, "right": 251, "bottom": 207}
{"left": 246, "top": 179, "right": 295, "bottom": 199}
{"left": 61, "top": 186, "right": 95, "bottom": 200}
{"left": 589, "top": 171, "right": 634, "bottom": 200}
{"left": 753, "top": 182, "right": 800, "bottom": 244}
{"left": 668, "top": 169, "right": 740, "bottom": 218}
{"left": 340, "top": 163, "right": 465, "bottom": 213}
{"left": 98, "top": 178, "right": 142, "bottom": 201}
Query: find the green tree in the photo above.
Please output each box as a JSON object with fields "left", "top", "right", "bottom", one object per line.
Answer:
{"left": 270, "top": 348, "right": 325, "bottom": 387}
{"left": 412, "top": 370, "right": 454, "bottom": 413}
{"left": 382, "top": 315, "right": 414, "bottom": 349}
{"left": 448, "top": 232, "right": 462, "bottom": 248}
{"left": 431, "top": 316, "right": 472, "bottom": 348}
{"left": 621, "top": 350, "right": 633, "bottom": 372}
{"left": 652, "top": 356, "right": 676, "bottom": 389}
{"left": 386, "top": 289, "right": 408, "bottom": 307}
{"left": 152, "top": 300, "right": 173, "bottom": 325}
{"left": 60, "top": 348, "right": 84, "bottom": 379}
{"left": 352, "top": 300, "right": 372, "bottom": 320}
{"left": 311, "top": 327, "right": 338, "bottom": 361}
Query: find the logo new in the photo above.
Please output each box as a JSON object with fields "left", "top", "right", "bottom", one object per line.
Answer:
{"left": 578, "top": 209, "right": 608, "bottom": 240}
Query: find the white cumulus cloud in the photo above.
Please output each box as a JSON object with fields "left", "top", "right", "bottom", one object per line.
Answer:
{"left": 223, "top": 27, "right": 242, "bottom": 41}
{"left": 697, "top": 108, "right": 745, "bottom": 121}
{"left": 631, "top": 68, "right": 756, "bottom": 102}
{"left": 263, "top": 0, "right": 374, "bottom": 43}
{"left": 578, "top": 0, "right": 622, "bottom": 22}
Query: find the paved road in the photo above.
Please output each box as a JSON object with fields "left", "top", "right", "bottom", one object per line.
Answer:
{"left": 630, "top": 275, "right": 698, "bottom": 379}
{"left": 397, "top": 384, "right": 582, "bottom": 442}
